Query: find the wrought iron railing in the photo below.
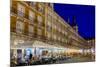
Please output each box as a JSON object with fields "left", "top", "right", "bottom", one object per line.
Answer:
{"left": 11, "top": 7, "right": 30, "bottom": 20}
{"left": 11, "top": 27, "right": 47, "bottom": 41}
{"left": 11, "top": 27, "right": 34, "bottom": 36}
{"left": 11, "top": 28, "right": 65, "bottom": 45}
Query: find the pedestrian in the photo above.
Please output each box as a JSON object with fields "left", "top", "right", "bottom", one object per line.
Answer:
{"left": 29, "top": 53, "right": 32, "bottom": 65}
{"left": 25, "top": 55, "right": 29, "bottom": 65}
{"left": 29, "top": 53, "right": 32, "bottom": 60}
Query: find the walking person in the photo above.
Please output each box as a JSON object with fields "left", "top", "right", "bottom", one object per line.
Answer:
{"left": 29, "top": 53, "right": 33, "bottom": 65}
{"left": 24, "top": 55, "right": 29, "bottom": 66}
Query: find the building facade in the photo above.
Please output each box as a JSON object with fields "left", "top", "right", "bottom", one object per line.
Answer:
{"left": 10, "top": 0, "right": 91, "bottom": 63}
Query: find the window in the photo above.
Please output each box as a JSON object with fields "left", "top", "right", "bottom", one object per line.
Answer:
{"left": 63, "top": 39, "right": 65, "bottom": 42}
{"left": 47, "top": 21, "right": 51, "bottom": 32}
{"left": 50, "top": 3, "right": 53, "bottom": 8}
{"left": 47, "top": 26, "right": 51, "bottom": 32}
{"left": 37, "top": 15, "right": 42, "bottom": 22}
{"left": 18, "top": 3, "right": 25, "bottom": 17}
{"left": 58, "top": 37, "right": 60, "bottom": 41}
{"left": 47, "top": 33, "right": 50, "bottom": 38}
{"left": 65, "top": 39, "right": 67, "bottom": 43}
{"left": 28, "top": 25, "right": 33, "bottom": 36}
{"left": 29, "top": 10, "right": 35, "bottom": 22}
{"left": 16, "top": 21, "right": 24, "bottom": 33}
{"left": 61, "top": 38, "right": 63, "bottom": 42}
{"left": 37, "top": 15, "right": 43, "bottom": 26}
{"left": 38, "top": 29, "right": 42, "bottom": 35}
{"left": 58, "top": 28, "right": 61, "bottom": 32}
{"left": 62, "top": 30, "right": 64, "bottom": 34}
{"left": 47, "top": 12, "right": 52, "bottom": 21}
{"left": 54, "top": 35, "right": 56, "bottom": 40}
{"left": 47, "top": 21, "right": 51, "bottom": 26}
{"left": 47, "top": 14, "right": 50, "bottom": 21}
{"left": 54, "top": 25, "right": 56, "bottom": 30}
{"left": 38, "top": 4, "right": 44, "bottom": 13}
{"left": 48, "top": 3, "right": 53, "bottom": 8}
{"left": 30, "top": 2, "right": 36, "bottom": 7}
{"left": 65, "top": 32, "right": 68, "bottom": 36}
{"left": 54, "top": 16, "right": 57, "bottom": 22}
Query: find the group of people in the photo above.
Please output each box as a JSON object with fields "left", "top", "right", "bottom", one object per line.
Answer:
{"left": 11, "top": 51, "right": 72, "bottom": 66}
{"left": 11, "top": 53, "right": 33, "bottom": 66}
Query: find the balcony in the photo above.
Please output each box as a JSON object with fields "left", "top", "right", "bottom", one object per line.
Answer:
{"left": 17, "top": 10, "right": 24, "bottom": 17}
{"left": 29, "top": 16, "right": 34, "bottom": 22}
{"left": 11, "top": 27, "right": 36, "bottom": 38}
{"left": 11, "top": 7, "right": 38, "bottom": 25}
{"left": 11, "top": 7, "right": 17, "bottom": 15}
{"left": 11, "top": 7, "right": 24, "bottom": 17}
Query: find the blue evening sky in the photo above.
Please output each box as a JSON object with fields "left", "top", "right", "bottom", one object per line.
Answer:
{"left": 54, "top": 3, "right": 95, "bottom": 39}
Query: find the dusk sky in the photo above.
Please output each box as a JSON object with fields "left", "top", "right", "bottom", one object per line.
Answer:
{"left": 54, "top": 3, "right": 95, "bottom": 40}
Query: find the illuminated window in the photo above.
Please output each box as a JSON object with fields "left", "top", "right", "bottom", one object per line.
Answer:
{"left": 29, "top": 10, "right": 35, "bottom": 22}
{"left": 38, "top": 29, "right": 42, "bottom": 35}
{"left": 58, "top": 27, "right": 60, "bottom": 32}
{"left": 65, "top": 39, "right": 67, "bottom": 43}
{"left": 54, "top": 25, "right": 56, "bottom": 29}
{"left": 47, "top": 12, "right": 52, "bottom": 21}
{"left": 47, "top": 33, "right": 50, "bottom": 38}
{"left": 16, "top": 21, "right": 24, "bottom": 33}
{"left": 47, "top": 21, "right": 51, "bottom": 26}
{"left": 54, "top": 35, "right": 56, "bottom": 40}
{"left": 18, "top": 3, "right": 25, "bottom": 17}
{"left": 37, "top": 15, "right": 43, "bottom": 26}
{"left": 47, "top": 21, "right": 51, "bottom": 32}
{"left": 30, "top": 2, "right": 36, "bottom": 7}
{"left": 48, "top": 3, "right": 53, "bottom": 9}
{"left": 58, "top": 37, "right": 60, "bottom": 41}
{"left": 65, "top": 32, "right": 68, "bottom": 36}
{"left": 38, "top": 4, "right": 44, "bottom": 13}
{"left": 62, "top": 38, "right": 63, "bottom": 42}
{"left": 28, "top": 25, "right": 33, "bottom": 36}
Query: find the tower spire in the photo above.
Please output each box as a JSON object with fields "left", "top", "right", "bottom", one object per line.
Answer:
{"left": 72, "top": 16, "right": 78, "bottom": 32}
